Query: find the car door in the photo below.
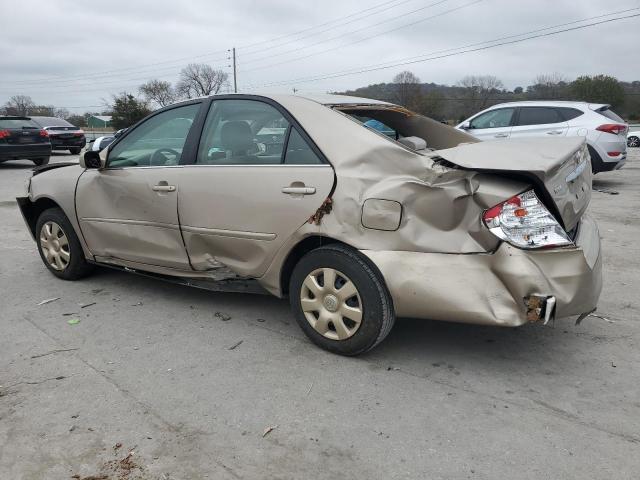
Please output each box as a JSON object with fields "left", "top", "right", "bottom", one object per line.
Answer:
{"left": 75, "top": 102, "right": 202, "bottom": 269}
{"left": 510, "top": 106, "right": 569, "bottom": 138}
{"left": 466, "top": 107, "right": 515, "bottom": 140}
{"left": 176, "top": 98, "right": 335, "bottom": 277}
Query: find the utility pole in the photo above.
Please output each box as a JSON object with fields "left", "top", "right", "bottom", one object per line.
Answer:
{"left": 232, "top": 47, "right": 237, "bottom": 93}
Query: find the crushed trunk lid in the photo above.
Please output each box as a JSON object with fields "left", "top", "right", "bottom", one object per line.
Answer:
{"left": 435, "top": 137, "right": 591, "bottom": 231}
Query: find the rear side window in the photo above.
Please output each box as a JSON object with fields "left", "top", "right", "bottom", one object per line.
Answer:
{"left": 284, "top": 129, "right": 322, "bottom": 164}
{"left": 0, "top": 118, "right": 39, "bottom": 129}
{"left": 516, "top": 107, "right": 563, "bottom": 126}
{"left": 469, "top": 108, "right": 515, "bottom": 129}
{"left": 556, "top": 108, "right": 583, "bottom": 121}
{"left": 598, "top": 108, "right": 624, "bottom": 123}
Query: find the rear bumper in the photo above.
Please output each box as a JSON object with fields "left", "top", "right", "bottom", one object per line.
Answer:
{"left": 362, "top": 214, "right": 602, "bottom": 327}
{"left": 0, "top": 144, "right": 51, "bottom": 161}
{"left": 590, "top": 139, "right": 627, "bottom": 172}
{"left": 50, "top": 137, "right": 86, "bottom": 149}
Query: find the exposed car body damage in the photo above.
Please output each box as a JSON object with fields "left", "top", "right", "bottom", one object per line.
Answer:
{"left": 18, "top": 93, "right": 601, "bottom": 339}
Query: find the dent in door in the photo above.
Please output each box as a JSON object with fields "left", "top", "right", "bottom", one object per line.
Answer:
{"left": 76, "top": 169, "right": 189, "bottom": 268}
{"left": 179, "top": 165, "right": 335, "bottom": 277}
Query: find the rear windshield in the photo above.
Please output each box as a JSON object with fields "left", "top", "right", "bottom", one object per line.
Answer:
{"left": 597, "top": 107, "right": 624, "bottom": 123}
{"left": 0, "top": 118, "right": 39, "bottom": 129}
{"left": 31, "top": 116, "right": 75, "bottom": 128}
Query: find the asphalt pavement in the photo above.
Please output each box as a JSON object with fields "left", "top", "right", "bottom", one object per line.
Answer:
{"left": 1, "top": 150, "right": 639, "bottom": 479}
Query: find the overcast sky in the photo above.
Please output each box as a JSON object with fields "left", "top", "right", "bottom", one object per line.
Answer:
{"left": 0, "top": 0, "right": 638, "bottom": 112}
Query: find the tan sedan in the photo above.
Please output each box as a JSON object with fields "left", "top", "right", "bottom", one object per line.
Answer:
{"left": 17, "top": 94, "right": 602, "bottom": 355}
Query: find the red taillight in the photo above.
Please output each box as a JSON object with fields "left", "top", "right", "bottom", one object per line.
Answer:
{"left": 596, "top": 124, "right": 627, "bottom": 135}
{"left": 0, "top": 129, "right": 10, "bottom": 139}
{"left": 607, "top": 151, "right": 622, "bottom": 157}
{"left": 39, "top": 129, "right": 49, "bottom": 137}
{"left": 73, "top": 130, "right": 84, "bottom": 137}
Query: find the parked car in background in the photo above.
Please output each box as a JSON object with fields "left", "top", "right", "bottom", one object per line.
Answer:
{"left": 17, "top": 94, "right": 601, "bottom": 355}
{"left": 0, "top": 116, "right": 51, "bottom": 165}
{"left": 628, "top": 129, "right": 640, "bottom": 147}
{"left": 30, "top": 116, "right": 86, "bottom": 154}
{"left": 457, "top": 101, "right": 628, "bottom": 173}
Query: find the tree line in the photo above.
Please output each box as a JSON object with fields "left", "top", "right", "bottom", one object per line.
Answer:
{"left": 3, "top": 66, "right": 638, "bottom": 130}
{"left": 340, "top": 72, "right": 640, "bottom": 122}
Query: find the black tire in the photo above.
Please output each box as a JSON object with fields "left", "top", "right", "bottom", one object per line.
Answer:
{"left": 628, "top": 136, "right": 640, "bottom": 148}
{"left": 32, "top": 157, "right": 50, "bottom": 166}
{"left": 35, "top": 208, "right": 93, "bottom": 280}
{"left": 69, "top": 147, "right": 81, "bottom": 154}
{"left": 289, "top": 244, "right": 395, "bottom": 356}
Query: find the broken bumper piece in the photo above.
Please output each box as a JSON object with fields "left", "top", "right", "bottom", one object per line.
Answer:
{"left": 362, "top": 214, "right": 602, "bottom": 327}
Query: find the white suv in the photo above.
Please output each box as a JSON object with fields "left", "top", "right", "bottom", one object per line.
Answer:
{"left": 457, "top": 101, "right": 628, "bottom": 173}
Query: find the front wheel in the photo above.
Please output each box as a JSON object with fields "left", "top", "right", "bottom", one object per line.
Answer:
{"left": 289, "top": 244, "right": 395, "bottom": 355}
{"left": 35, "top": 208, "right": 93, "bottom": 280}
{"left": 628, "top": 136, "right": 640, "bottom": 148}
{"left": 32, "top": 157, "right": 49, "bottom": 166}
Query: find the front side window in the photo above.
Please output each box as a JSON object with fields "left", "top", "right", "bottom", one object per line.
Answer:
{"left": 469, "top": 108, "right": 515, "bottom": 129}
{"left": 516, "top": 107, "right": 563, "bottom": 126}
{"left": 108, "top": 103, "right": 200, "bottom": 168}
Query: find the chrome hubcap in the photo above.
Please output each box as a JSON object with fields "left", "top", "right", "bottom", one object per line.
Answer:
{"left": 40, "top": 221, "right": 70, "bottom": 271}
{"left": 629, "top": 137, "right": 639, "bottom": 147}
{"left": 300, "top": 268, "right": 363, "bottom": 341}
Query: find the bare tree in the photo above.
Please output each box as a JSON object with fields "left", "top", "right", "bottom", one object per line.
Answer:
{"left": 391, "top": 71, "right": 422, "bottom": 109}
{"left": 54, "top": 107, "right": 70, "bottom": 119}
{"left": 176, "top": 63, "right": 229, "bottom": 99}
{"left": 3, "top": 94, "right": 35, "bottom": 116}
{"left": 139, "top": 79, "right": 177, "bottom": 108}
{"left": 457, "top": 75, "right": 504, "bottom": 114}
{"left": 528, "top": 72, "right": 569, "bottom": 99}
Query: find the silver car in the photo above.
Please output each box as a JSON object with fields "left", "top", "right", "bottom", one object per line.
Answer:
{"left": 17, "top": 94, "right": 602, "bottom": 355}
{"left": 457, "top": 101, "right": 628, "bottom": 173}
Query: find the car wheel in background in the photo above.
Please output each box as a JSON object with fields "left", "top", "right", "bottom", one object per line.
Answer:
{"left": 69, "top": 148, "right": 82, "bottom": 154}
{"left": 32, "top": 157, "right": 50, "bottom": 166}
{"left": 628, "top": 136, "right": 640, "bottom": 148}
{"left": 289, "top": 244, "right": 395, "bottom": 355}
{"left": 35, "top": 208, "right": 93, "bottom": 280}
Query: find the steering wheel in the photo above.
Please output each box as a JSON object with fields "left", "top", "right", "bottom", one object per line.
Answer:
{"left": 150, "top": 148, "right": 180, "bottom": 166}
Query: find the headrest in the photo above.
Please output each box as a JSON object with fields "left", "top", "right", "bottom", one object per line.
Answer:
{"left": 398, "top": 136, "right": 427, "bottom": 151}
{"left": 220, "top": 121, "right": 253, "bottom": 152}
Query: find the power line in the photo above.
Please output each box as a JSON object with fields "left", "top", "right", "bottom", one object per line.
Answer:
{"left": 0, "top": 0, "right": 416, "bottom": 87}
{"left": 243, "top": 10, "right": 640, "bottom": 89}
{"left": 237, "top": 0, "right": 418, "bottom": 57}
{"left": 240, "top": 0, "right": 479, "bottom": 73}
{"left": 237, "top": 0, "right": 416, "bottom": 51}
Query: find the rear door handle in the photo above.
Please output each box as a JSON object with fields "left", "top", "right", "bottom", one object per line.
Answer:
{"left": 282, "top": 186, "right": 316, "bottom": 195}
{"left": 494, "top": 133, "right": 509, "bottom": 138}
{"left": 152, "top": 184, "right": 176, "bottom": 192}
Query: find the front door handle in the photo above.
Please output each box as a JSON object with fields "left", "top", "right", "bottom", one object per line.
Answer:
{"left": 152, "top": 184, "right": 176, "bottom": 192}
{"left": 546, "top": 130, "right": 564, "bottom": 135}
{"left": 494, "top": 133, "right": 509, "bottom": 138}
{"left": 282, "top": 186, "right": 316, "bottom": 195}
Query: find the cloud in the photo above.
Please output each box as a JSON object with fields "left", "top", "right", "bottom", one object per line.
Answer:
{"left": 0, "top": 0, "right": 638, "bottom": 110}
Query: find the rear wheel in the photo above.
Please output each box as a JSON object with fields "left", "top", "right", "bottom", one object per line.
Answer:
{"left": 628, "top": 136, "right": 640, "bottom": 148}
{"left": 289, "top": 244, "right": 395, "bottom": 355}
{"left": 69, "top": 147, "right": 81, "bottom": 154}
{"left": 32, "top": 157, "right": 50, "bottom": 166}
{"left": 36, "top": 208, "right": 93, "bottom": 280}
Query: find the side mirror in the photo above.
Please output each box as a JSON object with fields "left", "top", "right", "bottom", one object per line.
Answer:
{"left": 460, "top": 121, "right": 471, "bottom": 130}
{"left": 81, "top": 150, "right": 103, "bottom": 169}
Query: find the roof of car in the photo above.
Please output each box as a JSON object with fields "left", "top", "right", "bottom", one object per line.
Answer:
{"left": 484, "top": 100, "right": 608, "bottom": 109}
{"left": 294, "top": 93, "right": 393, "bottom": 106}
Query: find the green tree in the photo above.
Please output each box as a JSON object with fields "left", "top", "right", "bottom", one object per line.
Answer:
{"left": 570, "top": 75, "right": 624, "bottom": 108}
{"left": 110, "top": 93, "right": 151, "bottom": 130}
